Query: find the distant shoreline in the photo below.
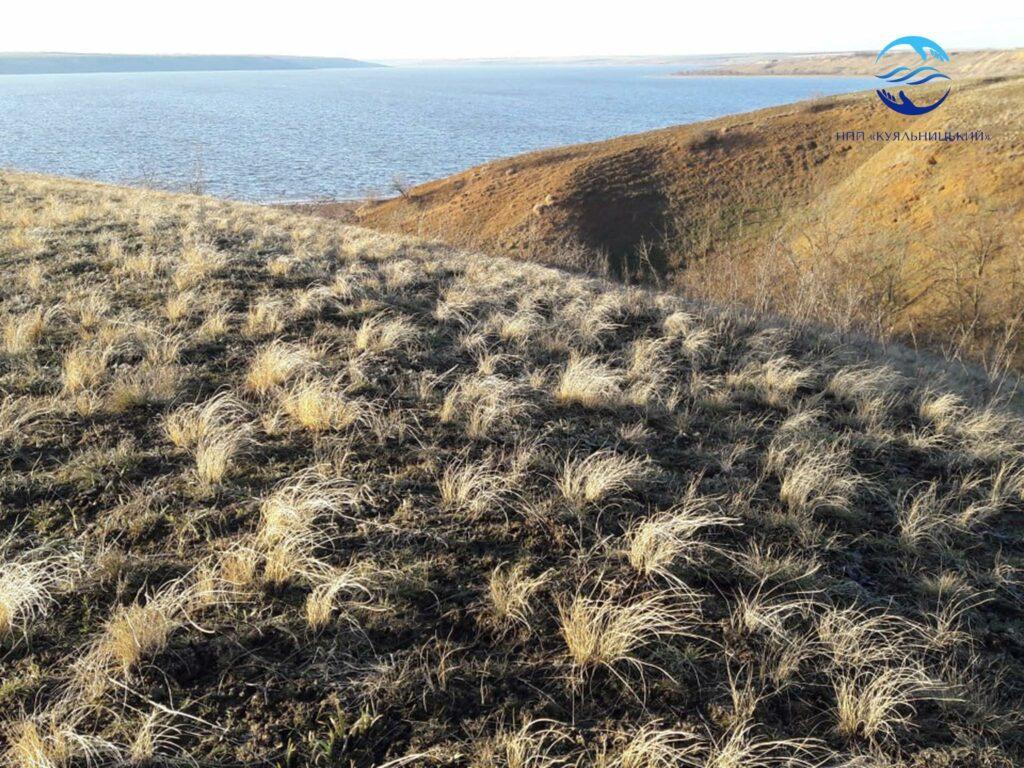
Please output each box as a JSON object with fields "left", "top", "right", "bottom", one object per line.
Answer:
{"left": 0, "top": 53, "right": 380, "bottom": 76}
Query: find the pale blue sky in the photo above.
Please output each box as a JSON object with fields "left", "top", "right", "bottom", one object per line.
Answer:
{"left": 3, "top": 0, "right": 1022, "bottom": 61}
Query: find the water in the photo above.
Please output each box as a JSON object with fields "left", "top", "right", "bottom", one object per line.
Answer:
{"left": 0, "top": 66, "right": 871, "bottom": 201}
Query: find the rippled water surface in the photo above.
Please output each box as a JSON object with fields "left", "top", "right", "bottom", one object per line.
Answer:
{"left": 0, "top": 66, "right": 870, "bottom": 200}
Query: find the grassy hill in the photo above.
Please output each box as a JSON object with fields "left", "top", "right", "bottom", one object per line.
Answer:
{"left": 2, "top": 171, "right": 1024, "bottom": 766}
{"left": 351, "top": 76, "right": 1024, "bottom": 370}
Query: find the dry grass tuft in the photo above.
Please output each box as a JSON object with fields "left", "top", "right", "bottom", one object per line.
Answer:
{"left": 2, "top": 306, "right": 47, "bottom": 356}
{"left": 832, "top": 665, "right": 936, "bottom": 742}
{"left": 626, "top": 489, "right": 735, "bottom": 583}
{"left": 0, "top": 395, "right": 52, "bottom": 449}
{"left": 173, "top": 243, "right": 225, "bottom": 291}
{"left": 438, "top": 457, "right": 509, "bottom": 517}
{"left": 0, "top": 549, "right": 78, "bottom": 637}
{"left": 771, "top": 439, "right": 861, "bottom": 517}
{"left": 558, "top": 450, "right": 650, "bottom": 507}
{"left": 280, "top": 375, "right": 368, "bottom": 432}
{"left": 244, "top": 295, "right": 287, "bottom": 336}
{"left": 244, "top": 340, "right": 318, "bottom": 395}
{"left": 354, "top": 313, "right": 420, "bottom": 354}
{"left": 554, "top": 354, "right": 623, "bottom": 409}
{"left": 61, "top": 344, "right": 112, "bottom": 394}
{"left": 558, "top": 586, "right": 700, "bottom": 680}
{"left": 440, "top": 373, "right": 533, "bottom": 439}
{"left": 487, "top": 562, "right": 550, "bottom": 630}
{"left": 258, "top": 469, "right": 360, "bottom": 584}
{"left": 304, "top": 559, "right": 400, "bottom": 630}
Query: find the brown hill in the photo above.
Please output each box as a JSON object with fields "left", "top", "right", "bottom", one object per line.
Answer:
{"left": 350, "top": 76, "right": 1024, "bottom": 368}
{"left": 677, "top": 47, "right": 1024, "bottom": 77}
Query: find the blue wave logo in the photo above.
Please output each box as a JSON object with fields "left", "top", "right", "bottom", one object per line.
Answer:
{"left": 875, "top": 35, "right": 951, "bottom": 115}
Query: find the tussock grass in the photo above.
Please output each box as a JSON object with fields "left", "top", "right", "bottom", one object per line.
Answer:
{"left": 244, "top": 295, "right": 287, "bottom": 336}
{"left": 2, "top": 306, "right": 47, "bottom": 356}
{"left": 626, "top": 488, "right": 736, "bottom": 582}
{"left": 554, "top": 354, "right": 623, "bottom": 409}
{"left": 354, "top": 313, "right": 420, "bottom": 354}
{"left": 258, "top": 469, "right": 360, "bottom": 584}
{"left": 244, "top": 340, "right": 318, "bottom": 395}
{"left": 0, "top": 394, "right": 52, "bottom": 448}
{"left": 165, "top": 392, "right": 251, "bottom": 484}
{"left": 558, "top": 585, "right": 700, "bottom": 681}
{"left": 487, "top": 562, "right": 550, "bottom": 630}
{"left": 61, "top": 343, "right": 112, "bottom": 394}
{"left": 173, "top": 243, "right": 225, "bottom": 291}
{"left": 557, "top": 450, "right": 650, "bottom": 507}
{"left": 438, "top": 456, "right": 509, "bottom": 516}
{"left": 280, "top": 375, "right": 368, "bottom": 432}
{"left": 304, "top": 559, "right": 399, "bottom": 630}
{"left": 833, "top": 665, "right": 937, "bottom": 742}
{"left": 771, "top": 439, "right": 861, "bottom": 517}
{"left": 439, "top": 373, "right": 533, "bottom": 439}
{"left": 165, "top": 391, "right": 247, "bottom": 451}
{"left": 0, "top": 548, "right": 78, "bottom": 637}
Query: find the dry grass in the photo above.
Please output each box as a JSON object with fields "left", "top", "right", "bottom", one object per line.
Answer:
{"left": 438, "top": 457, "right": 509, "bottom": 517}
{"left": 280, "top": 375, "right": 367, "bottom": 432}
{"left": 2, "top": 173, "right": 1022, "bottom": 767}
{"left": 258, "top": 470, "right": 360, "bottom": 584}
{"left": 772, "top": 440, "right": 861, "bottom": 517}
{"left": 164, "top": 391, "right": 247, "bottom": 451}
{"left": 61, "top": 344, "right": 112, "bottom": 394}
{"left": 557, "top": 450, "right": 650, "bottom": 507}
{"left": 0, "top": 394, "right": 52, "bottom": 449}
{"left": 626, "top": 489, "right": 735, "bottom": 583}
{"left": 354, "top": 313, "right": 420, "bottom": 354}
{"left": 173, "top": 243, "right": 225, "bottom": 291}
{"left": 244, "top": 340, "right": 318, "bottom": 395}
{"left": 0, "top": 548, "right": 77, "bottom": 637}
{"left": 439, "top": 373, "right": 533, "bottom": 439}
{"left": 832, "top": 665, "right": 936, "bottom": 742}
{"left": 554, "top": 354, "right": 623, "bottom": 409}
{"left": 487, "top": 562, "right": 550, "bottom": 630}
{"left": 558, "top": 585, "right": 700, "bottom": 682}
{"left": 304, "top": 559, "right": 399, "bottom": 630}
{"left": 2, "top": 306, "right": 47, "bottom": 356}
{"left": 164, "top": 392, "right": 251, "bottom": 484}
{"left": 244, "top": 295, "right": 286, "bottom": 336}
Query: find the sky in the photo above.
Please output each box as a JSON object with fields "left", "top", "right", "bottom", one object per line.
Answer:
{"left": 3, "top": 0, "right": 1023, "bottom": 61}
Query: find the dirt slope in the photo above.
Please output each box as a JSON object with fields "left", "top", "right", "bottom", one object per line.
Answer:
{"left": 353, "top": 76, "right": 1024, "bottom": 360}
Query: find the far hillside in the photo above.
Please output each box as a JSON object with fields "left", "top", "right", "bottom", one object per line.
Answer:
{"left": 0, "top": 53, "right": 380, "bottom": 75}
{"left": 342, "top": 76, "right": 1024, "bottom": 374}
{"left": 677, "top": 47, "right": 1024, "bottom": 77}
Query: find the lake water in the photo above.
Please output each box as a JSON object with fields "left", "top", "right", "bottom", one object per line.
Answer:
{"left": 0, "top": 66, "right": 871, "bottom": 201}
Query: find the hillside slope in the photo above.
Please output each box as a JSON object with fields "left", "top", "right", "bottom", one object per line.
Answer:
{"left": 2, "top": 172, "right": 1024, "bottom": 766}
{"left": 677, "top": 48, "right": 1024, "bottom": 77}
{"left": 354, "top": 76, "right": 1024, "bottom": 364}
